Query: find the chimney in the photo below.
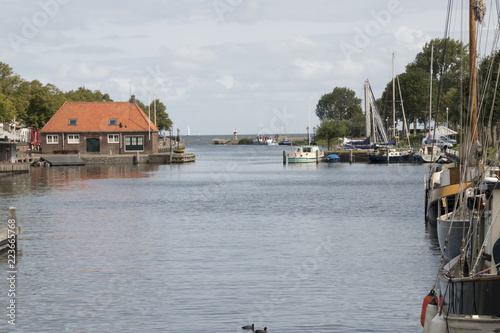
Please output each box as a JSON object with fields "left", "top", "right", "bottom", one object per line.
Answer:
{"left": 130, "top": 94, "right": 136, "bottom": 104}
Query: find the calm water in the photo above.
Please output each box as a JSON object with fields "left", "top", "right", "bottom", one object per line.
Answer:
{"left": 0, "top": 138, "right": 441, "bottom": 332}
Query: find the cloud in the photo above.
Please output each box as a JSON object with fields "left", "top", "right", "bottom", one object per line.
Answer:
{"left": 216, "top": 75, "right": 235, "bottom": 89}
{"left": 58, "top": 63, "right": 111, "bottom": 80}
{"left": 169, "top": 44, "right": 217, "bottom": 71}
{"left": 293, "top": 59, "right": 334, "bottom": 80}
{"left": 395, "top": 26, "right": 430, "bottom": 51}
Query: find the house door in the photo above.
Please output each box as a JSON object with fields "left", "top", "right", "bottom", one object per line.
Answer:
{"left": 86, "top": 138, "right": 100, "bottom": 153}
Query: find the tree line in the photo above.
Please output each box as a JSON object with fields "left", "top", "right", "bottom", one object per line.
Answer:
{"left": 0, "top": 62, "right": 173, "bottom": 131}
{"left": 315, "top": 37, "right": 500, "bottom": 149}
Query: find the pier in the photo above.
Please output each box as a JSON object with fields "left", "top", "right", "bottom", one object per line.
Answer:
{"left": 0, "top": 163, "right": 30, "bottom": 176}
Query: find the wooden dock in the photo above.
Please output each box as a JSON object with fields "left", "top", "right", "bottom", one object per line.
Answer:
{"left": 0, "top": 163, "right": 30, "bottom": 176}
{"left": 0, "top": 207, "right": 21, "bottom": 249}
{"left": 147, "top": 153, "right": 196, "bottom": 164}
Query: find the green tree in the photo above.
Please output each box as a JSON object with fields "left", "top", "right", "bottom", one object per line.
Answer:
{"left": 316, "top": 119, "right": 347, "bottom": 150}
{"left": 65, "top": 87, "right": 112, "bottom": 102}
{"left": 477, "top": 50, "right": 500, "bottom": 145}
{"left": 378, "top": 38, "right": 467, "bottom": 134}
{"left": 18, "top": 80, "right": 65, "bottom": 128}
{"left": 315, "top": 87, "right": 361, "bottom": 121}
{"left": 345, "top": 104, "right": 365, "bottom": 137}
{"left": 0, "top": 62, "right": 23, "bottom": 122}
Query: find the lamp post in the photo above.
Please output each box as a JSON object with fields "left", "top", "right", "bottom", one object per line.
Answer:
{"left": 306, "top": 126, "right": 310, "bottom": 145}
{"left": 446, "top": 107, "right": 449, "bottom": 128}
{"left": 313, "top": 126, "right": 316, "bottom": 144}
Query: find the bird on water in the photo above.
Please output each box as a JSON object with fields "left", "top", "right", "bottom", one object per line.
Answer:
{"left": 242, "top": 324, "right": 254, "bottom": 330}
{"left": 255, "top": 327, "right": 267, "bottom": 333}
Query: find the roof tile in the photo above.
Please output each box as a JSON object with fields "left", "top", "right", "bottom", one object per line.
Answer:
{"left": 41, "top": 101, "right": 159, "bottom": 133}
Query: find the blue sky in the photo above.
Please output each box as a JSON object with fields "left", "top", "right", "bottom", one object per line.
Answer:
{"left": 1, "top": 0, "right": 456, "bottom": 135}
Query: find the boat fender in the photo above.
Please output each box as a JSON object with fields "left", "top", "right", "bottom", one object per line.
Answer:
{"left": 421, "top": 290, "right": 435, "bottom": 326}
{"left": 428, "top": 312, "right": 447, "bottom": 333}
{"left": 423, "top": 298, "right": 439, "bottom": 333}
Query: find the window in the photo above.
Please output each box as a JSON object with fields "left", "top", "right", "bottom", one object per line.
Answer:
{"left": 108, "top": 134, "right": 119, "bottom": 143}
{"left": 108, "top": 118, "right": 117, "bottom": 126}
{"left": 124, "top": 135, "right": 144, "bottom": 151}
{"left": 46, "top": 135, "right": 59, "bottom": 144}
{"left": 67, "top": 134, "right": 79, "bottom": 144}
{"left": 68, "top": 119, "right": 77, "bottom": 126}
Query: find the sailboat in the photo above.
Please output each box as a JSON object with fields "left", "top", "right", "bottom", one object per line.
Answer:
{"left": 368, "top": 54, "right": 412, "bottom": 163}
{"left": 422, "top": 1, "right": 500, "bottom": 332}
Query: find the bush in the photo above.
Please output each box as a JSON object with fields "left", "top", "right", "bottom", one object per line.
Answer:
{"left": 238, "top": 138, "right": 254, "bottom": 145}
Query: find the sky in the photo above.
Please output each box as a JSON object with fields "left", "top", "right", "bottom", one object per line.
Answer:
{"left": 1, "top": 0, "right": 455, "bottom": 135}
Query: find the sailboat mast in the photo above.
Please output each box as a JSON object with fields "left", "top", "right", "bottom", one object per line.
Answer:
{"left": 429, "top": 44, "right": 433, "bottom": 134}
{"left": 469, "top": 0, "right": 478, "bottom": 142}
{"left": 392, "top": 53, "right": 396, "bottom": 139}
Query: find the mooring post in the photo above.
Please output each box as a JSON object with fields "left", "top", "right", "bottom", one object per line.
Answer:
{"left": 350, "top": 150, "right": 353, "bottom": 164}
{"left": 316, "top": 150, "right": 319, "bottom": 164}
{"left": 283, "top": 151, "right": 286, "bottom": 165}
{"left": 8, "top": 207, "right": 17, "bottom": 246}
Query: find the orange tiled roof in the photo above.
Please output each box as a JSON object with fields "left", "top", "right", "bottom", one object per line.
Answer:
{"left": 41, "top": 101, "right": 159, "bottom": 133}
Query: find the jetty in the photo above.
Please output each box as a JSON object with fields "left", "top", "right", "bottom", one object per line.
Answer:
{"left": 0, "top": 163, "right": 30, "bottom": 176}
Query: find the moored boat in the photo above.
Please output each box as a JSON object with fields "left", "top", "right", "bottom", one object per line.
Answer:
{"left": 253, "top": 135, "right": 278, "bottom": 145}
{"left": 287, "top": 145, "right": 323, "bottom": 163}
{"left": 368, "top": 146, "right": 412, "bottom": 163}
{"left": 417, "top": 145, "right": 443, "bottom": 163}
{"left": 422, "top": 1, "right": 500, "bottom": 331}
{"left": 324, "top": 154, "right": 340, "bottom": 163}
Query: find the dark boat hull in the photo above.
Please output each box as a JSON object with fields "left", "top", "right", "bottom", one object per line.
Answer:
{"left": 368, "top": 154, "right": 410, "bottom": 163}
{"left": 436, "top": 216, "right": 469, "bottom": 261}
{"left": 441, "top": 275, "right": 500, "bottom": 316}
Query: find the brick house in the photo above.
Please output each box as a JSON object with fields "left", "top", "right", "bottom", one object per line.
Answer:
{"left": 40, "top": 98, "right": 159, "bottom": 154}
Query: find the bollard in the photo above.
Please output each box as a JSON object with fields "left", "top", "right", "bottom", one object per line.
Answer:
{"left": 8, "top": 207, "right": 17, "bottom": 246}
{"left": 283, "top": 151, "right": 286, "bottom": 165}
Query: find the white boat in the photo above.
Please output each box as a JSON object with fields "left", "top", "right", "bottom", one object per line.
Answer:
{"left": 253, "top": 135, "right": 278, "bottom": 145}
{"left": 287, "top": 145, "right": 323, "bottom": 163}
{"left": 417, "top": 145, "right": 442, "bottom": 163}
{"left": 253, "top": 122, "right": 278, "bottom": 145}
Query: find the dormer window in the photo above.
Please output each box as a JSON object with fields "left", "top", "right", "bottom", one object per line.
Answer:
{"left": 108, "top": 118, "right": 117, "bottom": 126}
{"left": 68, "top": 119, "right": 77, "bottom": 126}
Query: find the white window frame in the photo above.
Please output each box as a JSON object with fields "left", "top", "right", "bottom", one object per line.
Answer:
{"left": 124, "top": 135, "right": 145, "bottom": 152}
{"left": 46, "top": 135, "right": 59, "bottom": 144}
{"left": 67, "top": 134, "right": 80, "bottom": 144}
{"left": 108, "top": 134, "right": 120, "bottom": 143}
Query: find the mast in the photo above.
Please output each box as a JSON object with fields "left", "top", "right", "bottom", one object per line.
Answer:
{"left": 469, "top": 0, "right": 478, "bottom": 143}
{"left": 364, "top": 80, "right": 372, "bottom": 143}
{"left": 429, "top": 44, "right": 433, "bottom": 135}
{"left": 392, "top": 53, "right": 396, "bottom": 139}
